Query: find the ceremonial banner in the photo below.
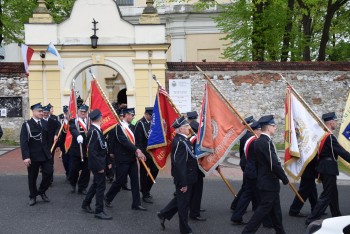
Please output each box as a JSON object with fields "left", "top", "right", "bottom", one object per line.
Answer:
{"left": 47, "top": 42, "right": 64, "bottom": 69}
{"left": 197, "top": 82, "right": 247, "bottom": 175}
{"left": 147, "top": 88, "right": 180, "bottom": 169}
{"left": 284, "top": 87, "right": 327, "bottom": 180}
{"left": 338, "top": 92, "right": 350, "bottom": 169}
{"left": 21, "top": 44, "right": 34, "bottom": 75}
{"left": 90, "top": 79, "right": 118, "bottom": 134}
{"left": 65, "top": 89, "right": 77, "bottom": 152}
{"left": 195, "top": 84, "right": 210, "bottom": 158}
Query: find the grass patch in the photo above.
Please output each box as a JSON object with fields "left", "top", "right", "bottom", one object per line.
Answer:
{"left": 0, "top": 140, "right": 19, "bottom": 147}
{"left": 339, "top": 161, "right": 350, "bottom": 175}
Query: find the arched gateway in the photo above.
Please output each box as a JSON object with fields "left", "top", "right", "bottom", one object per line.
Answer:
{"left": 24, "top": 0, "right": 169, "bottom": 117}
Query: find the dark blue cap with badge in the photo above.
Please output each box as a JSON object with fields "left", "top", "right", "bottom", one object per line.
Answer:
{"left": 172, "top": 116, "right": 189, "bottom": 129}
{"left": 89, "top": 109, "right": 102, "bottom": 121}
{"left": 145, "top": 107, "right": 153, "bottom": 115}
{"left": 322, "top": 112, "right": 337, "bottom": 122}
{"left": 244, "top": 115, "right": 254, "bottom": 124}
{"left": 251, "top": 121, "right": 261, "bottom": 130}
{"left": 258, "top": 115, "right": 275, "bottom": 126}
{"left": 79, "top": 104, "right": 89, "bottom": 112}
{"left": 63, "top": 105, "right": 68, "bottom": 113}
{"left": 190, "top": 121, "right": 199, "bottom": 133}
{"left": 42, "top": 105, "right": 50, "bottom": 112}
{"left": 187, "top": 111, "right": 198, "bottom": 120}
{"left": 30, "top": 102, "right": 42, "bottom": 111}
{"left": 121, "top": 108, "right": 135, "bottom": 116}
{"left": 47, "top": 103, "right": 53, "bottom": 109}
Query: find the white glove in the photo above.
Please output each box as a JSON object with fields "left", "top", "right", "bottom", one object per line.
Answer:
{"left": 77, "top": 135, "right": 83, "bottom": 144}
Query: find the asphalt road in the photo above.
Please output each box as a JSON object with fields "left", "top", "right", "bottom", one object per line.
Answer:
{"left": 1, "top": 175, "right": 350, "bottom": 234}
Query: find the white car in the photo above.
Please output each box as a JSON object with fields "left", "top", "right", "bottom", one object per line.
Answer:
{"left": 306, "top": 216, "right": 350, "bottom": 234}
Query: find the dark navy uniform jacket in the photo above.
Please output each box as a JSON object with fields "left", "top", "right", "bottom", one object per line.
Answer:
{"left": 255, "top": 134, "right": 289, "bottom": 192}
{"left": 134, "top": 116, "right": 151, "bottom": 159}
{"left": 20, "top": 118, "right": 51, "bottom": 162}
{"left": 87, "top": 124, "right": 108, "bottom": 173}
{"left": 243, "top": 136, "right": 258, "bottom": 179}
{"left": 317, "top": 134, "right": 350, "bottom": 176}
{"left": 239, "top": 131, "right": 254, "bottom": 170}
{"left": 68, "top": 118, "right": 88, "bottom": 157}
{"left": 109, "top": 124, "right": 138, "bottom": 163}
{"left": 171, "top": 134, "right": 198, "bottom": 187}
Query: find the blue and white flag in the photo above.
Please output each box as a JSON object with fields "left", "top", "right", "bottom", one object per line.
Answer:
{"left": 47, "top": 42, "right": 64, "bottom": 69}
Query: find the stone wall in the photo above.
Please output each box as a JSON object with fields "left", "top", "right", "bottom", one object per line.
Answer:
{"left": 0, "top": 63, "right": 29, "bottom": 143}
{"left": 166, "top": 62, "right": 350, "bottom": 143}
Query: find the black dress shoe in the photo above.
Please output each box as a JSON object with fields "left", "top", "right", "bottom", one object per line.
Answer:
{"left": 95, "top": 211, "right": 113, "bottom": 220}
{"left": 82, "top": 205, "right": 94, "bottom": 214}
{"left": 29, "top": 198, "right": 36, "bottom": 206}
{"left": 71, "top": 185, "right": 76, "bottom": 193}
{"left": 190, "top": 216, "right": 207, "bottom": 221}
{"left": 122, "top": 185, "right": 131, "bottom": 191}
{"left": 143, "top": 196, "right": 153, "bottom": 204}
{"left": 157, "top": 212, "right": 166, "bottom": 230}
{"left": 132, "top": 205, "right": 147, "bottom": 211}
{"left": 40, "top": 194, "right": 50, "bottom": 202}
{"left": 231, "top": 220, "right": 247, "bottom": 225}
{"left": 289, "top": 211, "right": 307, "bottom": 217}
{"left": 78, "top": 189, "right": 88, "bottom": 195}
{"left": 104, "top": 197, "right": 113, "bottom": 208}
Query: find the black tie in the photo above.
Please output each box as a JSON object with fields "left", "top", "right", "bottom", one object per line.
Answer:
{"left": 38, "top": 120, "right": 42, "bottom": 128}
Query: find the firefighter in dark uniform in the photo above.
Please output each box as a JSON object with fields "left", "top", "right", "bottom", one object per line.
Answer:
{"left": 134, "top": 107, "right": 159, "bottom": 203}
{"left": 58, "top": 105, "right": 70, "bottom": 180}
{"left": 104, "top": 108, "right": 147, "bottom": 211}
{"left": 231, "top": 116, "right": 257, "bottom": 211}
{"left": 20, "top": 103, "right": 53, "bottom": 206}
{"left": 47, "top": 103, "right": 58, "bottom": 121}
{"left": 289, "top": 156, "right": 318, "bottom": 217}
{"left": 68, "top": 104, "right": 90, "bottom": 195}
{"left": 82, "top": 109, "right": 112, "bottom": 220}
{"left": 187, "top": 111, "right": 206, "bottom": 221}
{"left": 42, "top": 105, "right": 60, "bottom": 185}
{"left": 157, "top": 116, "right": 198, "bottom": 234}
{"left": 305, "top": 112, "right": 350, "bottom": 225}
{"left": 231, "top": 121, "right": 262, "bottom": 224}
{"left": 242, "top": 115, "right": 289, "bottom": 234}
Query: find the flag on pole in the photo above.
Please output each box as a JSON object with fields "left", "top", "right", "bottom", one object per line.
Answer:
{"left": 147, "top": 87, "right": 180, "bottom": 169}
{"left": 338, "top": 91, "right": 350, "bottom": 170}
{"left": 90, "top": 79, "right": 118, "bottom": 134}
{"left": 47, "top": 42, "right": 64, "bottom": 69}
{"left": 65, "top": 89, "right": 77, "bottom": 152}
{"left": 284, "top": 87, "right": 327, "bottom": 180}
{"left": 197, "top": 82, "right": 247, "bottom": 175}
{"left": 21, "top": 44, "right": 34, "bottom": 75}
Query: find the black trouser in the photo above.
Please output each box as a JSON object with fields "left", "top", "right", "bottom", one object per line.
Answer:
{"left": 307, "top": 174, "right": 341, "bottom": 222}
{"left": 189, "top": 174, "right": 204, "bottom": 218}
{"left": 140, "top": 157, "right": 159, "bottom": 197}
{"left": 27, "top": 160, "right": 53, "bottom": 199}
{"left": 61, "top": 150, "right": 71, "bottom": 178}
{"left": 160, "top": 185, "right": 193, "bottom": 234}
{"left": 231, "top": 177, "right": 259, "bottom": 221}
{"left": 231, "top": 176, "right": 258, "bottom": 211}
{"left": 242, "top": 190, "right": 285, "bottom": 234}
{"left": 105, "top": 160, "right": 141, "bottom": 208}
{"left": 69, "top": 156, "right": 90, "bottom": 191}
{"left": 83, "top": 171, "right": 106, "bottom": 214}
{"left": 289, "top": 177, "right": 317, "bottom": 215}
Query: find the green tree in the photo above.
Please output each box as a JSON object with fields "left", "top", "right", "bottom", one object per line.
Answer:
{"left": 0, "top": 0, "right": 74, "bottom": 46}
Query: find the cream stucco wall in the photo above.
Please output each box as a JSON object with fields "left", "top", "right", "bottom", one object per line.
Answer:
{"left": 186, "top": 33, "right": 228, "bottom": 62}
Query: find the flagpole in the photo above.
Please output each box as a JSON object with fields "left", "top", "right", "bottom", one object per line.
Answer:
{"left": 195, "top": 66, "right": 256, "bottom": 136}
{"left": 217, "top": 167, "right": 237, "bottom": 197}
{"left": 89, "top": 69, "right": 156, "bottom": 184}
{"left": 279, "top": 74, "right": 330, "bottom": 133}
{"left": 72, "top": 79, "right": 84, "bottom": 162}
{"left": 50, "top": 124, "right": 64, "bottom": 153}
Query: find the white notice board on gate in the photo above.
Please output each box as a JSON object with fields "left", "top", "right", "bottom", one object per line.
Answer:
{"left": 169, "top": 79, "right": 191, "bottom": 113}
